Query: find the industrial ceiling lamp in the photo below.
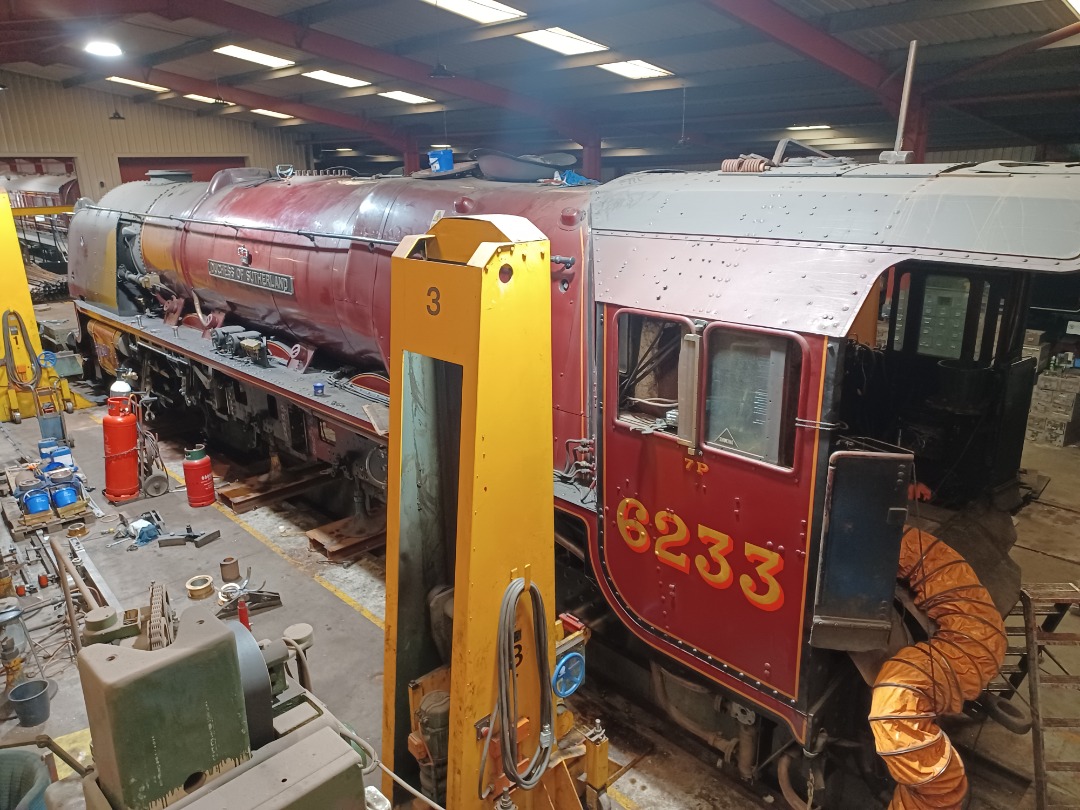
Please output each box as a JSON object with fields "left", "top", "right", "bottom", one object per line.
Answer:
{"left": 109, "top": 108, "right": 125, "bottom": 120}
{"left": 428, "top": 1, "right": 457, "bottom": 78}
{"left": 85, "top": 40, "right": 123, "bottom": 57}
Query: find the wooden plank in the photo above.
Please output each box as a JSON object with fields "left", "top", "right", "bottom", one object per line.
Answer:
{"left": 216, "top": 465, "right": 327, "bottom": 514}
{"left": 306, "top": 514, "right": 386, "bottom": 562}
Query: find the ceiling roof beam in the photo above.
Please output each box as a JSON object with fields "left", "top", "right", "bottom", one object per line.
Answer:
{"left": 389, "top": 0, "right": 667, "bottom": 54}
{"left": 471, "top": 29, "right": 768, "bottom": 79}
{"left": 0, "top": 0, "right": 166, "bottom": 23}
{"left": 926, "top": 20, "right": 1080, "bottom": 93}
{"left": 59, "top": 0, "right": 382, "bottom": 88}
{"left": 61, "top": 30, "right": 237, "bottom": 87}
{"left": 169, "top": 0, "right": 596, "bottom": 144}
{"left": 289, "top": 0, "right": 386, "bottom": 27}
{"left": 825, "top": 0, "right": 1044, "bottom": 33}
{"left": 41, "top": 48, "right": 413, "bottom": 152}
{"left": 932, "top": 87, "right": 1080, "bottom": 105}
{"left": 700, "top": 0, "right": 902, "bottom": 107}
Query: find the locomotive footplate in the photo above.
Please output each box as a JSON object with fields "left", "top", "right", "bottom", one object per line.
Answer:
{"left": 74, "top": 301, "right": 387, "bottom": 443}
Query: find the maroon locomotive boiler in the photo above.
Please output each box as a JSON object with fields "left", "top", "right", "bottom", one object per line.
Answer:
{"left": 67, "top": 159, "right": 1080, "bottom": 807}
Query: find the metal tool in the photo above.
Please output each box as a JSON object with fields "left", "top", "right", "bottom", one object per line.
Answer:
{"left": 157, "top": 526, "right": 221, "bottom": 549}
{"left": 216, "top": 588, "right": 281, "bottom": 619}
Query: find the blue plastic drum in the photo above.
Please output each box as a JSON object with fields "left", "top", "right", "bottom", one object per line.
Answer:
{"left": 21, "top": 489, "right": 51, "bottom": 515}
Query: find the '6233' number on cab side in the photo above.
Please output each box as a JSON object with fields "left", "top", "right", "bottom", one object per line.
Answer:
{"left": 615, "top": 497, "right": 785, "bottom": 612}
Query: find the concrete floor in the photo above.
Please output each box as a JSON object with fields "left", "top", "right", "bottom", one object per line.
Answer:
{"left": 0, "top": 408, "right": 387, "bottom": 753}
{"left": 951, "top": 442, "right": 1080, "bottom": 810}
{"left": 1, "top": 404, "right": 1078, "bottom": 809}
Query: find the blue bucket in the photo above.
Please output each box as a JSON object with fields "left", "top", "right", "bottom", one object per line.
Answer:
{"left": 21, "top": 489, "right": 51, "bottom": 515}
{"left": 427, "top": 149, "right": 453, "bottom": 173}
{"left": 50, "top": 484, "right": 79, "bottom": 508}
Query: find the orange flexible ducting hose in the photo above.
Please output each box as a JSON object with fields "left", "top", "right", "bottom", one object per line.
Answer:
{"left": 869, "top": 527, "right": 1007, "bottom": 810}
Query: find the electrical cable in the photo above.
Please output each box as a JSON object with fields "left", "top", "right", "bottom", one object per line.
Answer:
{"left": 1, "top": 310, "right": 42, "bottom": 391}
{"left": 478, "top": 578, "right": 554, "bottom": 799}
{"left": 282, "top": 637, "right": 311, "bottom": 692}
{"left": 335, "top": 726, "right": 447, "bottom": 810}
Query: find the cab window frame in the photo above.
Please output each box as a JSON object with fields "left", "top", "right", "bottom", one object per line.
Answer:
{"left": 611, "top": 308, "right": 696, "bottom": 445}
{"left": 697, "top": 322, "right": 809, "bottom": 474}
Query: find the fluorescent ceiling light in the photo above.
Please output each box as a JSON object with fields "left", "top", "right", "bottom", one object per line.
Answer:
{"left": 1066, "top": 0, "right": 1080, "bottom": 15}
{"left": 597, "top": 60, "right": 671, "bottom": 79}
{"left": 516, "top": 27, "right": 607, "bottom": 55}
{"left": 302, "top": 70, "right": 370, "bottom": 88}
{"left": 419, "top": 0, "right": 525, "bottom": 24}
{"left": 788, "top": 124, "right": 830, "bottom": 130}
{"left": 251, "top": 108, "right": 292, "bottom": 118}
{"left": 184, "top": 94, "right": 232, "bottom": 104}
{"left": 379, "top": 90, "right": 434, "bottom": 104}
{"left": 214, "top": 45, "right": 294, "bottom": 68}
{"left": 430, "top": 144, "right": 452, "bottom": 149}
{"left": 106, "top": 76, "right": 168, "bottom": 92}
{"left": 85, "top": 40, "right": 122, "bottom": 57}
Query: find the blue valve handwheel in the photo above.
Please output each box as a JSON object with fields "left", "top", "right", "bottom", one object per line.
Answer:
{"left": 552, "top": 650, "right": 586, "bottom": 698}
{"left": 38, "top": 351, "right": 57, "bottom": 369}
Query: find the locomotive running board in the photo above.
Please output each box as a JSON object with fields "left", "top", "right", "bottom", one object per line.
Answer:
{"left": 74, "top": 301, "right": 388, "bottom": 443}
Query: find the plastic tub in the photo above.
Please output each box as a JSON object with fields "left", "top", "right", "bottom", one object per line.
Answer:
{"left": 50, "top": 484, "right": 79, "bottom": 508}
{"left": 21, "top": 490, "right": 51, "bottom": 515}
{"left": 9, "top": 679, "right": 50, "bottom": 726}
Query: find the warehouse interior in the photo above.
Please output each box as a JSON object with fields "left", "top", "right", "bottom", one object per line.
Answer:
{"left": 1, "top": 1, "right": 1080, "bottom": 809}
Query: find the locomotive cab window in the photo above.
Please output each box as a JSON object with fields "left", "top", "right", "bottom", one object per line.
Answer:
{"left": 702, "top": 327, "right": 801, "bottom": 467}
{"left": 616, "top": 312, "right": 688, "bottom": 435}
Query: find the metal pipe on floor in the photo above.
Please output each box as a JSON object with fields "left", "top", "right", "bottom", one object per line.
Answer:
{"left": 49, "top": 537, "right": 98, "bottom": 610}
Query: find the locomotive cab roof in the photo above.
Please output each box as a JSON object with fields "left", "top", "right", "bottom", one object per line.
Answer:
{"left": 592, "top": 160, "right": 1080, "bottom": 337}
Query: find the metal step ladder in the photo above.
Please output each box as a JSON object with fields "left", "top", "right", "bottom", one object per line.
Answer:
{"left": 1019, "top": 584, "right": 1080, "bottom": 810}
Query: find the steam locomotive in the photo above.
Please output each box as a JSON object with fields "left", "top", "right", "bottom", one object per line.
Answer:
{"left": 67, "top": 159, "right": 1080, "bottom": 807}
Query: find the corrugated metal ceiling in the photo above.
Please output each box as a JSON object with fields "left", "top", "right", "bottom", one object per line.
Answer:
{"left": 0, "top": 0, "right": 1077, "bottom": 157}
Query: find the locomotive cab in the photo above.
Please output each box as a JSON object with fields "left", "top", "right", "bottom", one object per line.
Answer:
{"left": 840, "top": 262, "right": 1035, "bottom": 508}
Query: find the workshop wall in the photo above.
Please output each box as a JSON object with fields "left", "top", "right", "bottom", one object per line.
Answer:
{"left": 0, "top": 70, "right": 307, "bottom": 200}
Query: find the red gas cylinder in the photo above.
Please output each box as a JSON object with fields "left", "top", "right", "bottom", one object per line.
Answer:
{"left": 183, "top": 445, "right": 215, "bottom": 507}
{"left": 103, "top": 396, "right": 140, "bottom": 503}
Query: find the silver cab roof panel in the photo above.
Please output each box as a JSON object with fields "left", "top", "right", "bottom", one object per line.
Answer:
{"left": 591, "top": 161, "right": 1080, "bottom": 263}
{"left": 591, "top": 161, "right": 1080, "bottom": 337}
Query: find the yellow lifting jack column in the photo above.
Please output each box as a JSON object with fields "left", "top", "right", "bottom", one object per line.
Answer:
{"left": 382, "top": 215, "right": 592, "bottom": 810}
{"left": 0, "top": 195, "right": 83, "bottom": 430}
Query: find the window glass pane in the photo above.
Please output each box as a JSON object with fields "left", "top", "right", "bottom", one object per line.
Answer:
{"left": 617, "top": 313, "right": 684, "bottom": 434}
{"left": 704, "top": 330, "right": 798, "bottom": 466}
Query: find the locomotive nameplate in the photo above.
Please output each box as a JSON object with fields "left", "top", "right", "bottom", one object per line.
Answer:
{"left": 208, "top": 260, "right": 294, "bottom": 295}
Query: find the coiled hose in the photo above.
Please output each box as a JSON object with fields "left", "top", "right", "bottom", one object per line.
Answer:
{"left": 869, "top": 528, "right": 1007, "bottom": 809}
{"left": 1, "top": 310, "right": 42, "bottom": 391}
{"left": 479, "top": 578, "right": 554, "bottom": 798}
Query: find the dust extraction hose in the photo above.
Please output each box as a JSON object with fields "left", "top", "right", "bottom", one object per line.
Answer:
{"left": 869, "top": 528, "right": 1006, "bottom": 810}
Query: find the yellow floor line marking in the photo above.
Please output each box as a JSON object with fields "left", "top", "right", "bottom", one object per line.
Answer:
{"left": 606, "top": 786, "right": 641, "bottom": 810}
{"left": 315, "top": 576, "right": 385, "bottom": 630}
{"left": 162, "top": 466, "right": 385, "bottom": 630}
